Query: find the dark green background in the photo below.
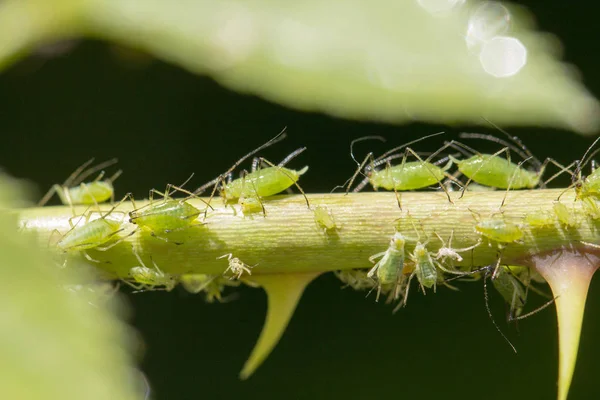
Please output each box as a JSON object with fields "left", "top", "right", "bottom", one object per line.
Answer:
{"left": 1, "top": 2, "right": 599, "bottom": 399}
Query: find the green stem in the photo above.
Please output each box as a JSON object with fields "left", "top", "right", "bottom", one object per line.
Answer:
{"left": 17, "top": 190, "right": 600, "bottom": 278}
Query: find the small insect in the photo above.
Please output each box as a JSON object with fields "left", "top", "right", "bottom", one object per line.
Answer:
{"left": 447, "top": 121, "right": 565, "bottom": 198}
{"left": 313, "top": 205, "right": 337, "bottom": 232}
{"left": 217, "top": 253, "right": 255, "bottom": 279}
{"left": 129, "top": 178, "right": 209, "bottom": 244}
{"left": 334, "top": 269, "right": 377, "bottom": 291}
{"left": 39, "top": 158, "right": 122, "bottom": 208}
{"left": 55, "top": 193, "right": 133, "bottom": 263}
{"left": 581, "top": 197, "right": 600, "bottom": 220}
{"left": 564, "top": 135, "right": 600, "bottom": 200}
{"left": 433, "top": 230, "right": 481, "bottom": 266}
{"left": 126, "top": 247, "right": 176, "bottom": 292}
{"left": 553, "top": 201, "right": 579, "bottom": 228}
{"left": 524, "top": 210, "right": 556, "bottom": 229}
{"left": 472, "top": 211, "right": 524, "bottom": 244}
{"left": 367, "top": 232, "right": 406, "bottom": 302}
{"left": 180, "top": 273, "right": 241, "bottom": 303}
{"left": 195, "top": 129, "right": 310, "bottom": 215}
{"left": 346, "top": 133, "right": 456, "bottom": 208}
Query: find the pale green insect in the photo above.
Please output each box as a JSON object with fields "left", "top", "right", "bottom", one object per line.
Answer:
{"left": 553, "top": 201, "right": 579, "bottom": 228}
{"left": 39, "top": 158, "right": 122, "bottom": 208}
{"left": 55, "top": 193, "right": 133, "bottom": 262}
{"left": 564, "top": 135, "right": 600, "bottom": 200}
{"left": 195, "top": 129, "right": 310, "bottom": 214}
{"left": 524, "top": 210, "right": 556, "bottom": 229}
{"left": 334, "top": 270, "right": 377, "bottom": 291}
{"left": 367, "top": 232, "right": 406, "bottom": 302}
{"left": 313, "top": 205, "right": 337, "bottom": 232}
{"left": 581, "top": 197, "right": 600, "bottom": 220}
{"left": 126, "top": 248, "right": 176, "bottom": 292}
{"left": 347, "top": 132, "right": 456, "bottom": 206}
{"left": 180, "top": 274, "right": 241, "bottom": 303}
{"left": 129, "top": 180, "right": 209, "bottom": 244}
{"left": 447, "top": 124, "right": 564, "bottom": 193}
{"left": 472, "top": 213, "right": 524, "bottom": 244}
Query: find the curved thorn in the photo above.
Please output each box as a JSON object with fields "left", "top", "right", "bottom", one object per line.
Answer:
{"left": 239, "top": 272, "right": 321, "bottom": 380}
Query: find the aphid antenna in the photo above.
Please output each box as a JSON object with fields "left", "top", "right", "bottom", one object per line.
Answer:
{"left": 349, "top": 135, "right": 387, "bottom": 167}
{"left": 99, "top": 192, "right": 134, "bottom": 220}
{"left": 459, "top": 132, "right": 538, "bottom": 169}
{"left": 375, "top": 131, "right": 445, "bottom": 163}
{"left": 508, "top": 295, "right": 558, "bottom": 322}
{"left": 163, "top": 183, "right": 213, "bottom": 210}
{"left": 480, "top": 117, "right": 543, "bottom": 166}
{"left": 572, "top": 135, "right": 600, "bottom": 180}
{"left": 69, "top": 158, "right": 119, "bottom": 186}
{"left": 443, "top": 140, "right": 479, "bottom": 158}
{"left": 277, "top": 147, "right": 307, "bottom": 167}
{"left": 482, "top": 266, "right": 518, "bottom": 353}
{"left": 194, "top": 127, "right": 288, "bottom": 196}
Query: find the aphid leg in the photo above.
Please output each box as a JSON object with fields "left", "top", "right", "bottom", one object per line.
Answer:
{"left": 499, "top": 156, "right": 532, "bottom": 210}
{"left": 95, "top": 228, "right": 137, "bottom": 252}
{"left": 464, "top": 146, "right": 511, "bottom": 199}
{"left": 165, "top": 184, "right": 213, "bottom": 210}
{"left": 277, "top": 147, "right": 307, "bottom": 167}
{"left": 402, "top": 272, "right": 416, "bottom": 307}
{"left": 82, "top": 251, "right": 104, "bottom": 264}
{"left": 404, "top": 146, "right": 455, "bottom": 204}
{"left": 509, "top": 296, "right": 558, "bottom": 322}
{"left": 483, "top": 267, "right": 517, "bottom": 353}
{"left": 257, "top": 156, "right": 311, "bottom": 209}
{"left": 347, "top": 152, "right": 376, "bottom": 194}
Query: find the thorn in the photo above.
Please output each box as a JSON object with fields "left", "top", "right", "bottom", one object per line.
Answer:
{"left": 531, "top": 249, "right": 600, "bottom": 400}
{"left": 239, "top": 272, "right": 321, "bottom": 380}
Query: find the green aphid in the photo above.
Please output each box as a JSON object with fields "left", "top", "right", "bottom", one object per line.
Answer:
{"left": 180, "top": 274, "right": 241, "bottom": 303}
{"left": 553, "top": 201, "right": 579, "bottom": 228}
{"left": 491, "top": 266, "right": 528, "bottom": 320}
{"left": 347, "top": 132, "right": 455, "bottom": 205}
{"left": 223, "top": 163, "right": 309, "bottom": 202}
{"left": 56, "top": 194, "right": 133, "bottom": 261}
{"left": 411, "top": 242, "right": 437, "bottom": 290}
{"left": 313, "top": 205, "right": 337, "bottom": 232}
{"left": 447, "top": 127, "right": 563, "bottom": 191}
{"left": 474, "top": 216, "right": 524, "bottom": 243}
{"left": 127, "top": 249, "right": 176, "bottom": 292}
{"left": 524, "top": 210, "right": 556, "bottom": 229}
{"left": 129, "top": 183, "right": 207, "bottom": 244}
{"left": 39, "top": 158, "right": 122, "bottom": 207}
{"left": 450, "top": 153, "right": 542, "bottom": 190}
{"left": 367, "top": 232, "right": 406, "bottom": 301}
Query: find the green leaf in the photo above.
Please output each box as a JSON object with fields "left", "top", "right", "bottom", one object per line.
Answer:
{"left": 0, "top": 0, "right": 598, "bottom": 133}
{"left": 0, "top": 172, "right": 143, "bottom": 400}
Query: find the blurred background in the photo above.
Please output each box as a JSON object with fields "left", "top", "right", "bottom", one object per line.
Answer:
{"left": 0, "top": 1, "right": 599, "bottom": 399}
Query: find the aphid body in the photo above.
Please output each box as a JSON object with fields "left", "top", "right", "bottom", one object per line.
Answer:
{"left": 223, "top": 165, "right": 309, "bottom": 203}
{"left": 475, "top": 218, "right": 524, "bottom": 243}
{"left": 128, "top": 249, "right": 176, "bottom": 291}
{"left": 39, "top": 158, "right": 121, "bottom": 207}
{"left": 411, "top": 242, "right": 437, "bottom": 290}
{"left": 335, "top": 270, "right": 377, "bottom": 291}
{"left": 553, "top": 201, "right": 579, "bottom": 228}
{"left": 180, "top": 274, "right": 240, "bottom": 303}
{"left": 491, "top": 266, "right": 527, "bottom": 319}
{"left": 57, "top": 216, "right": 123, "bottom": 252}
{"left": 367, "top": 232, "right": 406, "bottom": 300}
{"left": 313, "top": 205, "right": 337, "bottom": 231}
{"left": 524, "top": 211, "right": 556, "bottom": 228}
{"left": 450, "top": 154, "right": 540, "bottom": 190}
{"left": 130, "top": 200, "right": 201, "bottom": 232}
{"left": 369, "top": 161, "right": 449, "bottom": 191}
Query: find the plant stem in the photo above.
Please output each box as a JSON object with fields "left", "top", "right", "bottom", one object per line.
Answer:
{"left": 17, "top": 190, "right": 600, "bottom": 278}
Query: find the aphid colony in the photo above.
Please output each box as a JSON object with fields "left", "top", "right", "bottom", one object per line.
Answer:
{"left": 40, "top": 127, "right": 599, "bottom": 313}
